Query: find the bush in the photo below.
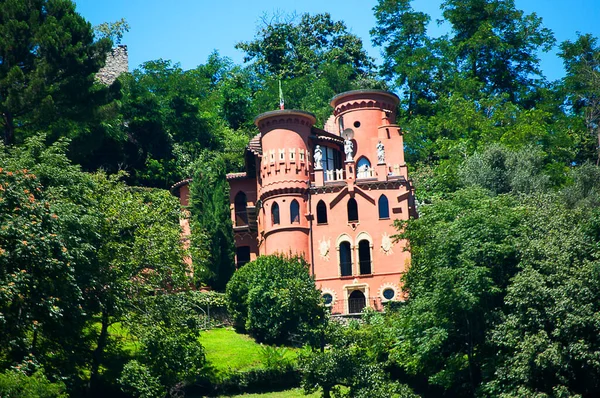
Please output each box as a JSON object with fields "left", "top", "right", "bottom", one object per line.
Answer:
{"left": 225, "top": 254, "right": 325, "bottom": 345}
{"left": 119, "top": 360, "right": 164, "bottom": 398}
{"left": 0, "top": 369, "right": 67, "bottom": 398}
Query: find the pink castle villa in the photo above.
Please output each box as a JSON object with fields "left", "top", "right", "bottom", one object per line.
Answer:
{"left": 173, "top": 90, "right": 416, "bottom": 314}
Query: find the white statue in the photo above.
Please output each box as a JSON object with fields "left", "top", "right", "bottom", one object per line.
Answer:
{"left": 314, "top": 145, "right": 323, "bottom": 169}
{"left": 344, "top": 139, "right": 354, "bottom": 162}
{"left": 377, "top": 141, "right": 385, "bottom": 164}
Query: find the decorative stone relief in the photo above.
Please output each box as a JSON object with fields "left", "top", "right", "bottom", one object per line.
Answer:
{"left": 381, "top": 232, "right": 394, "bottom": 255}
{"left": 318, "top": 237, "right": 331, "bottom": 260}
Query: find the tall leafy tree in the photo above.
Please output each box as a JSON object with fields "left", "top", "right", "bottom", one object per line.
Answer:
{"left": 559, "top": 33, "right": 600, "bottom": 164}
{"left": 441, "top": 0, "right": 555, "bottom": 104}
{"left": 0, "top": 0, "right": 112, "bottom": 145}
{"left": 237, "top": 13, "right": 374, "bottom": 80}
{"left": 237, "top": 13, "right": 383, "bottom": 126}
{"left": 371, "top": 0, "right": 446, "bottom": 117}
{"left": 392, "top": 189, "right": 524, "bottom": 396}
{"left": 188, "top": 153, "right": 235, "bottom": 291}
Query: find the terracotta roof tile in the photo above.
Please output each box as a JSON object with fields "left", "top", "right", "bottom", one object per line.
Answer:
{"left": 226, "top": 172, "right": 248, "bottom": 180}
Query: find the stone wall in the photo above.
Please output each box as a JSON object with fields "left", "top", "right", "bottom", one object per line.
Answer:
{"left": 96, "top": 45, "right": 128, "bottom": 85}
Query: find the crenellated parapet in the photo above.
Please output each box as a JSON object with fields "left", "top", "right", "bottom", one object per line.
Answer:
{"left": 330, "top": 90, "right": 399, "bottom": 121}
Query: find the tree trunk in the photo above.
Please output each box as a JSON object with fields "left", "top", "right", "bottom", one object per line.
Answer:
{"left": 89, "top": 308, "right": 110, "bottom": 395}
{"left": 3, "top": 112, "right": 15, "bottom": 145}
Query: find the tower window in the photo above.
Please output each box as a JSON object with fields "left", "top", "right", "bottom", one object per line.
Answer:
{"left": 316, "top": 200, "right": 328, "bottom": 224}
{"left": 271, "top": 202, "right": 280, "bottom": 225}
{"left": 378, "top": 194, "right": 390, "bottom": 219}
{"left": 290, "top": 199, "right": 300, "bottom": 223}
{"left": 358, "top": 240, "right": 371, "bottom": 275}
{"left": 339, "top": 241, "right": 352, "bottom": 276}
{"left": 347, "top": 198, "right": 358, "bottom": 223}
{"left": 234, "top": 191, "right": 248, "bottom": 226}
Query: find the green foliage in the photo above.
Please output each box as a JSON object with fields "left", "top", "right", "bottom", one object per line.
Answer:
{"left": 559, "top": 33, "right": 600, "bottom": 164}
{"left": 237, "top": 12, "right": 382, "bottom": 127}
{"left": 0, "top": 0, "right": 112, "bottom": 145}
{"left": 0, "top": 369, "right": 67, "bottom": 398}
{"left": 118, "top": 360, "right": 164, "bottom": 398}
{"left": 237, "top": 13, "right": 374, "bottom": 79}
{"left": 0, "top": 137, "right": 191, "bottom": 393}
{"left": 94, "top": 18, "right": 130, "bottom": 45}
{"left": 459, "top": 144, "right": 551, "bottom": 195}
{"left": 371, "top": 0, "right": 444, "bottom": 116}
{"left": 259, "top": 346, "right": 295, "bottom": 372}
{"left": 482, "top": 197, "right": 600, "bottom": 397}
{"left": 225, "top": 254, "right": 325, "bottom": 344}
{"left": 189, "top": 153, "right": 235, "bottom": 290}
{"left": 441, "top": 0, "right": 555, "bottom": 103}
{"left": 122, "top": 293, "right": 206, "bottom": 394}
{"left": 392, "top": 188, "right": 524, "bottom": 395}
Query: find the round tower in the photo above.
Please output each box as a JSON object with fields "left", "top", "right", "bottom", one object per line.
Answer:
{"left": 330, "top": 90, "right": 403, "bottom": 169}
{"left": 254, "top": 110, "right": 315, "bottom": 258}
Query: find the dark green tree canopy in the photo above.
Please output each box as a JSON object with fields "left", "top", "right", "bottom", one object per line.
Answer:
{"left": 0, "top": 0, "right": 112, "bottom": 145}
{"left": 237, "top": 12, "right": 374, "bottom": 79}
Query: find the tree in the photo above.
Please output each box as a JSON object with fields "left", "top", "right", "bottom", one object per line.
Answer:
{"left": 371, "top": 0, "right": 445, "bottom": 117}
{"left": 237, "top": 13, "right": 374, "bottom": 80}
{"left": 121, "top": 293, "right": 206, "bottom": 397}
{"left": 559, "top": 33, "right": 600, "bottom": 164}
{"left": 0, "top": 136, "right": 191, "bottom": 393}
{"left": 94, "top": 18, "right": 130, "bottom": 45}
{"left": 441, "top": 0, "right": 555, "bottom": 104}
{"left": 0, "top": 0, "right": 112, "bottom": 145}
{"left": 188, "top": 153, "right": 235, "bottom": 291}
{"left": 484, "top": 192, "right": 600, "bottom": 397}
{"left": 237, "top": 13, "right": 383, "bottom": 126}
{"left": 459, "top": 144, "right": 550, "bottom": 195}
{"left": 225, "top": 254, "right": 325, "bottom": 344}
{"left": 392, "top": 188, "right": 524, "bottom": 396}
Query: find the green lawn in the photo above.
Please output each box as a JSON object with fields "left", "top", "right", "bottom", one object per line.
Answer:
{"left": 200, "top": 327, "right": 265, "bottom": 374}
{"left": 229, "top": 388, "right": 319, "bottom": 397}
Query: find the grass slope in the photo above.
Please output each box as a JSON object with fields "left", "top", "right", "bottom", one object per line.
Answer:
{"left": 200, "top": 327, "right": 264, "bottom": 374}
{"left": 230, "top": 388, "right": 319, "bottom": 397}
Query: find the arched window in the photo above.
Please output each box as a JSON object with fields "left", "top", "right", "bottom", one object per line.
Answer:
{"left": 290, "top": 199, "right": 300, "bottom": 223}
{"left": 378, "top": 194, "right": 390, "bottom": 219}
{"left": 339, "top": 241, "right": 352, "bottom": 276}
{"left": 271, "top": 202, "right": 280, "bottom": 225}
{"left": 234, "top": 191, "right": 248, "bottom": 226}
{"left": 358, "top": 240, "right": 371, "bottom": 275}
{"left": 347, "top": 198, "right": 358, "bottom": 223}
{"left": 348, "top": 290, "right": 366, "bottom": 314}
{"left": 316, "top": 200, "right": 328, "bottom": 224}
{"left": 356, "top": 157, "right": 371, "bottom": 178}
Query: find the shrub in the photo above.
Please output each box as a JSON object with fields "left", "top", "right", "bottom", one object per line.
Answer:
{"left": 119, "top": 360, "right": 164, "bottom": 398}
{"left": 225, "top": 254, "right": 325, "bottom": 345}
{"left": 0, "top": 369, "right": 67, "bottom": 398}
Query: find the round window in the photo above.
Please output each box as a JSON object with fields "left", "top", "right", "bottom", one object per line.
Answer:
{"left": 322, "top": 293, "right": 333, "bottom": 306}
{"left": 382, "top": 288, "right": 395, "bottom": 300}
{"left": 353, "top": 121, "right": 361, "bottom": 128}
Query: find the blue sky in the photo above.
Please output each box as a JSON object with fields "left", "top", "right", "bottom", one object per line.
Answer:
{"left": 74, "top": 0, "right": 600, "bottom": 82}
